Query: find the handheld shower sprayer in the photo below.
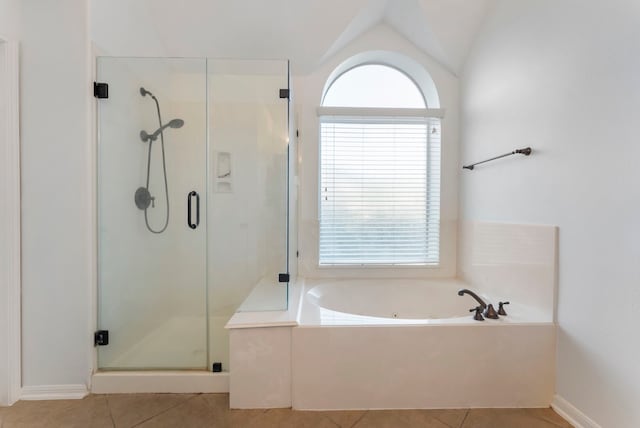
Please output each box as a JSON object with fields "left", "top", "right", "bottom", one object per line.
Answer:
{"left": 140, "top": 119, "right": 184, "bottom": 142}
{"left": 136, "top": 86, "right": 185, "bottom": 234}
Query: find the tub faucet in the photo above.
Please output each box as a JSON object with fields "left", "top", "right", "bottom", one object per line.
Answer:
{"left": 457, "top": 289, "right": 487, "bottom": 309}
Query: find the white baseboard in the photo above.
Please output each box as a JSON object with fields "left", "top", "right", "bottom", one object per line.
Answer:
{"left": 91, "top": 371, "right": 229, "bottom": 394}
{"left": 552, "top": 395, "right": 601, "bottom": 428}
{"left": 21, "top": 384, "right": 89, "bottom": 401}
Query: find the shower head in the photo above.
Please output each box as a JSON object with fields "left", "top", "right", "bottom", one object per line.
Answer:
{"left": 140, "top": 118, "right": 185, "bottom": 142}
{"left": 168, "top": 119, "right": 184, "bottom": 129}
{"left": 140, "top": 87, "right": 152, "bottom": 97}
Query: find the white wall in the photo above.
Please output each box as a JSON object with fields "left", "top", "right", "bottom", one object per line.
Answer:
{"left": 89, "top": 0, "right": 373, "bottom": 74}
{"left": 295, "top": 23, "right": 460, "bottom": 279}
{"left": 0, "top": 40, "right": 9, "bottom": 407}
{"left": 0, "top": 0, "right": 21, "bottom": 404}
{"left": 0, "top": 0, "right": 20, "bottom": 40}
{"left": 461, "top": 1, "right": 640, "bottom": 426}
{"left": 20, "top": 0, "right": 92, "bottom": 388}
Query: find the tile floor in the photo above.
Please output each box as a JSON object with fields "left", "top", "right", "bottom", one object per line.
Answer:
{"left": 0, "top": 393, "right": 573, "bottom": 427}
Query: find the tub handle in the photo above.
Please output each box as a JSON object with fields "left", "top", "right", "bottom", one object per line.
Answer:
{"left": 498, "top": 301, "right": 510, "bottom": 316}
{"left": 469, "top": 306, "right": 485, "bottom": 321}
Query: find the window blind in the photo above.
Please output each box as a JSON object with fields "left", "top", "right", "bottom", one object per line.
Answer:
{"left": 319, "top": 116, "right": 441, "bottom": 266}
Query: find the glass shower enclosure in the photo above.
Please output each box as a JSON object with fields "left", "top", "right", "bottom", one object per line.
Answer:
{"left": 96, "top": 57, "right": 289, "bottom": 371}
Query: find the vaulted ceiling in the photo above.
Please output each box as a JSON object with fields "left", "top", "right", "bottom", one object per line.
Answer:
{"left": 92, "top": 0, "right": 493, "bottom": 75}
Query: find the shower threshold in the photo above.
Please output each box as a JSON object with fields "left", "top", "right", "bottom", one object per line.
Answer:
{"left": 91, "top": 370, "right": 229, "bottom": 394}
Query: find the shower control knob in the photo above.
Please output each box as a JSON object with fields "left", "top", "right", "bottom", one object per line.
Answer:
{"left": 498, "top": 301, "right": 510, "bottom": 316}
{"left": 134, "top": 187, "right": 152, "bottom": 210}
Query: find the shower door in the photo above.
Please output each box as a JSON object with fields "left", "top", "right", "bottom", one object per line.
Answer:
{"left": 96, "top": 58, "right": 208, "bottom": 369}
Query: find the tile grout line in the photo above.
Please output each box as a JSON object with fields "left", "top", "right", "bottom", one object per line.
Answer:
{"left": 105, "top": 395, "right": 116, "bottom": 428}
{"left": 430, "top": 410, "right": 463, "bottom": 428}
{"left": 324, "top": 414, "right": 340, "bottom": 428}
{"left": 350, "top": 410, "right": 369, "bottom": 428}
{"left": 130, "top": 394, "right": 200, "bottom": 428}
{"left": 458, "top": 409, "right": 470, "bottom": 428}
{"left": 530, "top": 408, "right": 573, "bottom": 428}
{"left": 199, "top": 392, "right": 224, "bottom": 414}
{"left": 200, "top": 393, "right": 268, "bottom": 416}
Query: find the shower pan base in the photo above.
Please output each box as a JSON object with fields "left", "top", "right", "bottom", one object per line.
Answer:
{"left": 91, "top": 371, "right": 229, "bottom": 394}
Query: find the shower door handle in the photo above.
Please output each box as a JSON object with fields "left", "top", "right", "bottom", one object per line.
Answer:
{"left": 187, "top": 191, "right": 200, "bottom": 230}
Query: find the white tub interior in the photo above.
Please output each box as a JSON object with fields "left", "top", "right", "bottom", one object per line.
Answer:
{"left": 300, "top": 278, "right": 549, "bottom": 326}
{"left": 307, "top": 279, "right": 468, "bottom": 319}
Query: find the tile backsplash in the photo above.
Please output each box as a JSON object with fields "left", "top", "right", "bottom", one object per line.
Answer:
{"left": 459, "top": 221, "right": 558, "bottom": 322}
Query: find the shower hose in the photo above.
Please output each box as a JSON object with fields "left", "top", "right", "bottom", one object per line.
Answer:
{"left": 144, "top": 93, "right": 170, "bottom": 234}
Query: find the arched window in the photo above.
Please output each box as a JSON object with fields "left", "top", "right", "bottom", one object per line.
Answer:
{"left": 322, "top": 64, "right": 426, "bottom": 108}
{"left": 318, "top": 62, "right": 441, "bottom": 266}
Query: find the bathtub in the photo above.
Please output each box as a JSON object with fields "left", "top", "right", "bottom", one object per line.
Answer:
{"left": 292, "top": 278, "right": 556, "bottom": 410}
